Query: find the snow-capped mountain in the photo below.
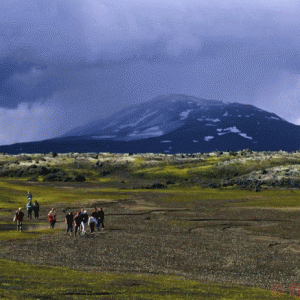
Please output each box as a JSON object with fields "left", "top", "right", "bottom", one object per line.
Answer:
{"left": 62, "top": 94, "right": 225, "bottom": 141}
{"left": 1, "top": 94, "right": 300, "bottom": 154}
{"left": 61, "top": 94, "right": 299, "bottom": 152}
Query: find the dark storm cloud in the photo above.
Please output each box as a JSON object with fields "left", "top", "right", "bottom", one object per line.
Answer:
{"left": 1, "top": 0, "right": 300, "bottom": 144}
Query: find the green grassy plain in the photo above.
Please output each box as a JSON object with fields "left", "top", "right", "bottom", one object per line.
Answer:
{"left": 2, "top": 178, "right": 300, "bottom": 210}
{"left": 0, "top": 259, "right": 294, "bottom": 300}
{"left": 1, "top": 151, "right": 300, "bottom": 299}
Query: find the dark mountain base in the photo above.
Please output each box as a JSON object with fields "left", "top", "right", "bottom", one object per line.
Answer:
{"left": 0, "top": 134, "right": 299, "bottom": 155}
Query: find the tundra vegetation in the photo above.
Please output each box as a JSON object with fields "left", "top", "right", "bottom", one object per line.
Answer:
{"left": 0, "top": 150, "right": 300, "bottom": 299}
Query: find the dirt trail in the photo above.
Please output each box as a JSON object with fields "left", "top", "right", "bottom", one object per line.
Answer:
{"left": 1, "top": 196, "right": 300, "bottom": 294}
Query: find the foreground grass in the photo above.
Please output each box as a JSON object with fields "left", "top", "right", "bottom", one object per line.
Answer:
{"left": 0, "top": 259, "right": 294, "bottom": 300}
{"left": 0, "top": 228, "right": 60, "bottom": 241}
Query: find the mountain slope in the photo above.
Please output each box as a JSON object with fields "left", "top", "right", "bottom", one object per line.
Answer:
{"left": 1, "top": 94, "right": 300, "bottom": 154}
{"left": 62, "top": 94, "right": 225, "bottom": 141}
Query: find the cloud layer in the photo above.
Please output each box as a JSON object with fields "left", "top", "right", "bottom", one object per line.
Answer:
{"left": 0, "top": 101, "right": 63, "bottom": 145}
{"left": 1, "top": 0, "right": 300, "bottom": 144}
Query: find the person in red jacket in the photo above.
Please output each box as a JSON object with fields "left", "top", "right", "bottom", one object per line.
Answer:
{"left": 14, "top": 207, "right": 24, "bottom": 231}
{"left": 48, "top": 208, "right": 56, "bottom": 229}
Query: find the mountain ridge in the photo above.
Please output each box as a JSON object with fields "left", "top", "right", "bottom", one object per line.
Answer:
{"left": 62, "top": 94, "right": 226, "bottom": 139}
{"left": 1, "top": 94, "right": 299, "bottom": 154}
{"left": 62, "top": 94, "right": 286, "bottom": 142}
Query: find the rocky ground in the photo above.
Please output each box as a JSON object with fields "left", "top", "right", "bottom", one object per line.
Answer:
{"left": 1, "top": 150, "right": 300, "bottom": 296}
{"left": 1, "top": 187, "right": 300, "bottom": 294}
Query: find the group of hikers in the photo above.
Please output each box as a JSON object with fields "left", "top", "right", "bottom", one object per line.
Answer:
{"left": 65, "top": 207, "right": 105, "bottom": 236}
{"left": 13, "top": 191, "right": 105, "bottom": 235}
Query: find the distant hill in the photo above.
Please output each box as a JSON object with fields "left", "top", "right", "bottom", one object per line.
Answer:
{"left": 1, "top": 94, "right": 300, "bottom": 154}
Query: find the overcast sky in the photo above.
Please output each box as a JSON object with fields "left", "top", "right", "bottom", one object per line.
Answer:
{"left": 1, "top": 0, "right": 300, "bottom": 145}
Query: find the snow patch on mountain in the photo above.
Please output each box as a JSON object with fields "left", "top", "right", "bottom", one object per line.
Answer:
{"left": 198, "top": 117, "right": 220, "bottom": 122}
{"left": 119, "top": 110, "right": 157, "bottom": 128}
{"left": 216, "top": 126, "right": 253, "bottom": 140}
{"left": 92, "top": 135, "right": 116, "bottom": 139}
{"left": 239, "top": 133, "right": 253, "bottom": 139}
{"left": 217, "top": 126, "right": 241, "bottom": 133}
{"left": 145, "top": 126, "right": 159, "bottom": 132}
{"left": 206, "top": 118, "right": 221, "bottom": 122}
{"left": 180, "top": 109, "right": 193, "bottom": 120}
{"left": 271, "top": 116, "right": 280, "bottom": 120}
{"left": 127, "top": 126, "right": 164, "bottom": 138}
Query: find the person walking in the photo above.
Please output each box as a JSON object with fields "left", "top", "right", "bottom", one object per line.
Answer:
{"left": 26, "top": 200, "right": 32, "bottom": 219}
{"left": 48, "top": 208, "right": 56, "bottom": 229}
{"left": 32, "top": 200, "right": 40, "bottom": 219}
{"left": 88, "top": 215, "right": 97, "bottom": 234}
{"left": 73, "top": 211, "right": 82, "bottom": 236}
{"left": 14, "top": 207, "right": 24, "bottom": 231}
{"left": 98, "top": 207, "right": 105, "bottom": 230}
{"left": 65, "top": 211, "right": 73, "bottom": 234}
{"left": 80, "top": 209, "right": 88, "bottom": 235}
{"left": 27, "top": 191, "right": 32, "bottom": 201}
{"left": 91, "top": 208, "right": 99, "bottom": 230}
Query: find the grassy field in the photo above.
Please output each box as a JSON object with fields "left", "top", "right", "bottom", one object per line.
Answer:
{"left": 0, "top": 259, "right": 295, "bottom": 300}
{"left": 1, "top": 151, "right": 300, "bottom": 299}
{"left": 0, "top": 179, "right": 129, "bottom": 210}
{"left": 0, "top": 228, "right": 60, "bottom": 241}
{"left": 2, "top": 178, "right": 300, "bottom": 210}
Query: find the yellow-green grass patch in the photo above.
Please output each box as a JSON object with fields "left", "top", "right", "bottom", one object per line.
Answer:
{"left": 133, "top": 156, "right": 145, "bottom": 165}
{"left": 155, "top": 187, "right": 259, "bottom": 203}
{"left": 0, "top": 259, "right": 294, "bottom": 300}
{"left": 229, "top": 190, "right": 300, "bottom": 208}
{"left": 154, "top": 187, "right": 300, "bottom": 208}
{"left": 0, "top": 181, "right": 130, "bottom": 209}
{"left": 0, "top": 228, "right": 60, "bottom": 241}
{"left": 0, "top": 211, "right": 10, "bottom": 216}
{"left": 93, "top": 177, "right": 117, "bottom": 183}
{"left": 133, "top": 165, "right": 190, "bottom": 179}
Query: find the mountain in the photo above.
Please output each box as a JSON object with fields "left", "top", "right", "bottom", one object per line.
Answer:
{"left": 1, "top": 94, "right": 300, "bottom": 154}
{"left": 62, "top": 94, "right": 225, "bottom": 141}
